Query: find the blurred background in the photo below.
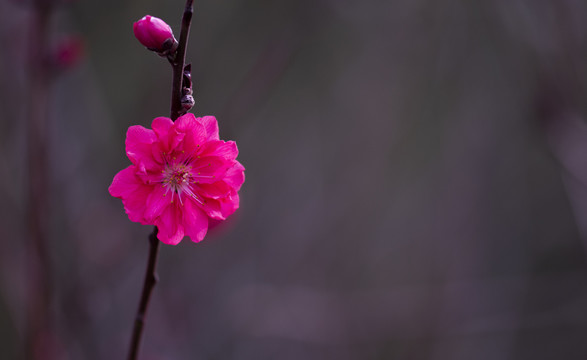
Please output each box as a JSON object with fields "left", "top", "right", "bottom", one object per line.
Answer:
{"left": 2, "top": 0, "right": 587, "bottom": 359}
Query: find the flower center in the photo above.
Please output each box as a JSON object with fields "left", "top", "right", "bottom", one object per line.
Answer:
{"left": 163, "top": 164, "right": 191, "bottom": 192}
{"left": 161, "top": 162, "right": 203, "bottom": 205}
{"left": 162, "top": 163, "right": 193, "bottom": 205}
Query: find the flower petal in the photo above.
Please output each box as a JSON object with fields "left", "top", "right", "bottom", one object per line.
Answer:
{"left": 144, "top": 183, "right": 171, "bottom": 223}
{"left": 199, "top": 198, "right": 224, "bottom": 220}
{"left": 183, "top": 199, "right": 208, "bottom": 242}
{"left": 109, "top": 166, "right": 151, "bottom": 224}
{"left": 125, "top": 125, "right": 159, "bottom": 170}
{"left": 155, "top": 204, "right": 184, "bottom": 245}
{"left": 197, "top": 181, "right": 232, "bottom": 199}
{"left": 175, "top": 113, "right": 199, "bottom": 133}
{"left": 200, "top": 140, "right": 238, "bottom": 159}
{"left": 224, "top": 161, "right": 245, "bottom": 191}
{"left": 134, "top": 166, "right": 164, "bottom": 186}
{"left": 109, "top": 165, "right": 139, "bottom": 198}
{"left": 152, "top": 116, "right": 173, "bottom": 137}
{"left": 175, "top": 113, "right": 206, "bottom": 154}
{"left": 152, "top": 117, "right": 181, "bottom": 152}
{"left": 198, "top": 116, "right": 219, "bottom": 141}
{"left": 199, "top": 189, "right": 240, "bottom": 220}
{"left": 190, "top": 156, "right": 232, "bottom": 184}
{"left": 219, "top": 190, "right": 240, "bottom": 217}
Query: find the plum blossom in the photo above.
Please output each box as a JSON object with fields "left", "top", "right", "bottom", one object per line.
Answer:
{"left": 109, "top": 114, "right": 244, "bottom": 244}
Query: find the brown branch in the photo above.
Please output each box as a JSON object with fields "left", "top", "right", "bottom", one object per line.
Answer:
{"left": 127, "top": 2, "right": 195, "bottom": 359}
{"left": 127, "top": 227, "right": 160, "bottom": 360}
{"left": 169, "top": 0, "right": 194, "bottom": 120}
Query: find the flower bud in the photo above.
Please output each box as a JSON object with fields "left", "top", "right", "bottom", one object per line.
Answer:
{"left": 133, "top": 15, "right": 178, "bottom": 55}
{"left": 181, "top": 94, "right": 195, "bottom": 111}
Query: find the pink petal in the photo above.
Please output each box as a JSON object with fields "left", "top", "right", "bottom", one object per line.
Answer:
{"left": 134, "top": 166, "right": 164, "bottom": 186}
{"left": 151, "top": 141, "right": 167, "bottom": 164}
{"left": 175, "top": 113, "right": 206, "bottom": 154}
{"left": 197, "top": 181, "right": 232, "bottom": 199}
{"left": 169, "top": 128, "right": 185, "bottom": 152}
{"left": 152, "top": 116, "right": 173, "bottom": 136}
{"left": 219, "top": 190, "right": 240, "bottom": 217}
{"left": 224, "top": 161, "right": 245, "bottom": 191}
{"left": 144, "top": 183, "right": 171, "bottom": 223}
{"left": 190, "top": 156, "right": 232, "bottom": 184}
{"left": 199, "top": 189, "right": 240, "bottom": 220}
{"left": 199, "top": 198, "right": 225, "bottom": 220}
{"left": 155, "top": 204, "right": 184, "bottom": 245}
{"left": 109, "top": 166, "right": 151, "bottom": 224}
{"left": 200, "top": 140, "right": 238, "bottom": 159}
{"left": 175, "top": 113, "right": 198, "bottom": 131}
{"left": 183, "top": 199, "right": 209, "bottom": 242}
{"left": 109, "top": 166, "right": 139, "bottom": 198}
{"left": 125, "top": 125, "right": 159, "bottom": 170}
{"left": 198, "top": 116, "right": 219, "bottom": 140}
{"left": 151, "top": 117, "right": 178, "bottom": 152}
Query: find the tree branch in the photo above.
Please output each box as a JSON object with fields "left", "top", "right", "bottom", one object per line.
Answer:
{"left": 169, "top": 0, "right": 194, "bottom": 120}
{"left": 127, "top": 227, "right": 160, "bottom": 360}
{"left": 127, "top": 1, "right": 195, "bottom": 359}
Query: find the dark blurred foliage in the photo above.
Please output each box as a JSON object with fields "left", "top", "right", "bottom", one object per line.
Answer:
{"left": 2, "top": 0, "right": 587, "bottom": 359}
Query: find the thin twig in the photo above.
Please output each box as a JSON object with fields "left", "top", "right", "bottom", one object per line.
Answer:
{"left": 127, "top": 227, "right": 160, "bottom": 360}
{"left": 169, "top": 0, "right": 194, "bottom": 120}
{"left": 126, "top": 2, "right": 195, "bottom": 359}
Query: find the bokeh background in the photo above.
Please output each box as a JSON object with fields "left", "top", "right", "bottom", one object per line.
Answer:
{"left": 2, "top": 0, "right": 587, "bottom": 359}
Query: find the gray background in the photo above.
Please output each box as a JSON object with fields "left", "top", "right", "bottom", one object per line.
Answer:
{"left": 2, "top": 0, "right": 587, "bottom": 359}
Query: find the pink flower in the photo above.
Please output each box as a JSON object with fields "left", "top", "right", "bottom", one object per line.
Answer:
{"left": 109, "top": 114, "right": 245, "bottom": 245}
{"left": 133, "top": 15, "right": 177, "bottom": 54}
